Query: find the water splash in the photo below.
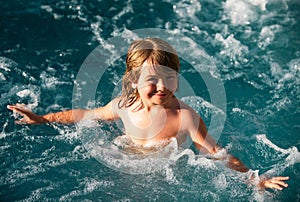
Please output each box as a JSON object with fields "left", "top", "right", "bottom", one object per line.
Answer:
{"left": 215, "top": 33, "right": 249, "bottom": 66}
{"left": 223, "top": 0, "right": 267, "bottom": 26}
{"left": 256, "top": 134, "right": 300, "bottom": 176}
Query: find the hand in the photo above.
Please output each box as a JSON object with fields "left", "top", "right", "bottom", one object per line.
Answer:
{"left": 259, "top": 176, "right": 289, "bottom": 190}
{"left": 7, "top": 104, "right": 47, "bottom": 124}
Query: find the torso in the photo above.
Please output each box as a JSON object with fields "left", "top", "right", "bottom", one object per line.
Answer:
{"left": 115, "top": 98, "right": 190, "bottom": 147}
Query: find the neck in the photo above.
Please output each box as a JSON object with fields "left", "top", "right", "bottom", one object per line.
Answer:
{"left": 140, "top": 98, "right": 175, "bottom": 112}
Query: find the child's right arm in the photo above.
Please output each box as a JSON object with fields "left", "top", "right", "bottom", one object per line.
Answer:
{"left": 183, "top": 107, "right": 289, "bottom": 190}
{"left": 7, "top": 99, "right": 119, "bottom": 125}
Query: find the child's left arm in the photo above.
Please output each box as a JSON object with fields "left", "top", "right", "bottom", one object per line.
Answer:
{"left": 188, "top": 115, "right": 249, "bottom": 172}
{"left": 186, "top": 110, "right": 289, "bottom": 190}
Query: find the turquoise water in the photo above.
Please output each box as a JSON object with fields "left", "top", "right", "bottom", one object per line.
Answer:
{"left": 1, "top": 0, "right": 300, "bottom": 201}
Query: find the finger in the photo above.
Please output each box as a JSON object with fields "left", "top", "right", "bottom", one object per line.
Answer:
{"left": 7, "top": 104, "right": 25, "bottom": 109}
{"left": 7, "top": 105, "right": 16, "bottom": 110}
{"left": 7, "top": 105, "right": 24, "bottom": 116}
{"left": 7, "top": 105, "right": 29, "bottom": 115}
{"left": 264, "top": 181, "right": 282, "bottom": 190}
{"left": 7, "top": 105, "right": 21, "bottom": 111}
{"left": 264, "top": 180, "right": 288, "bottom": 190}
{"left": 15, "top": 119, "right": 26, "bottom": 124}
{"left": 271, "top": 184, "right": 284, "bottom": 190}
{"left": 270, "top": 179, "right": 288, "bottom": 187}
{"left": 272, "top": 176, "right": 289, "bottom": 181}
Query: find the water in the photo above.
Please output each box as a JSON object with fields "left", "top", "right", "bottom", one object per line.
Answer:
{"left": 1, "top": 0, "right": 300, "bottom": 201}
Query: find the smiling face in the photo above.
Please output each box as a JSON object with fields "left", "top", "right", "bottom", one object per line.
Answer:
{"left": 119, "top": 38, "right": 180, "bottom": 109}
{"left": 135, "top": 61, "right": 178, "bottom": 108}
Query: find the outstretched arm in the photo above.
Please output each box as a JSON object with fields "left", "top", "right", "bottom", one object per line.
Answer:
{"left": 7, "top": 104, "right": 85, "bottom": 124}
{"left": 186, "top": 110, "right": 289, "bottom": 190}
{"left": 189, "top": 116, "right": 249, "bottom": 172}
{"left": 7, "top": 99, "right": 119, "bottom": 124}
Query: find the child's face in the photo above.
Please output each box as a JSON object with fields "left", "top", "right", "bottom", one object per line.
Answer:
{"left": 135, "top": 61, "right": 178, "bottom": 107}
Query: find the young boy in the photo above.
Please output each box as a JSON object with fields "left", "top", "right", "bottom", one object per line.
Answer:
{"left": 7, "top": 38, "right": 289, "bottom": 190}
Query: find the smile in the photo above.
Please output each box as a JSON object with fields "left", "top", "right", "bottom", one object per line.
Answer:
{"left": 154, "top": 93, "right": 167, "bottom": 97}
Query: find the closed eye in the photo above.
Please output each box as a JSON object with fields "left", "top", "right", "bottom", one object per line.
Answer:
{"left": 146, "top": 77, "right": 158, "bottom": 83}
{"left": 166, "top": 76, "right": 176, "bottom": 80}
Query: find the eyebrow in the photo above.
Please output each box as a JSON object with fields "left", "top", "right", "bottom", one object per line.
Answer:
{"left": 145, "top": 74, "right": 177, "bottom": 80}
{"left": 144, "top": 67, "right": 177, "bottom": 78}
{"left": 145, "top": 75, "right": 157, "bottom": 79}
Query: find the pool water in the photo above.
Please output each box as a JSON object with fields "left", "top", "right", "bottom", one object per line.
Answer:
{"left": 1, "top": 0, "right": 300, "bottom": 201}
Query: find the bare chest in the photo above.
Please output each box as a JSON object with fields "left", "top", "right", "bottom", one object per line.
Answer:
{"left": 120, "top": 107, "right": 183, "bottom": 145}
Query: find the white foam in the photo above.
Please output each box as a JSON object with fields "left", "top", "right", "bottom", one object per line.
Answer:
{"left": 172, "top": 0, "right": 201, "bottom": 19}
{"left": 224, "top": 0, "right": 268, "bottom": 26}
{"left": 258, "top": 25, "right": 282, "bottom": 49}
{"left": 59, "top": 177, "right": 115, "bottom": 200}
{"left": 82, "top": 178, "right": 114, "bottom": 193}
{"left": 16, "top": 88, "right": 39, "bottom": 109}
{"left": 232, "top": 107, "right": 242, "bottom": 113}
{"left": 181, "top": 96, "right": 225, "bottom": 117}
{"left": 224, "top": 0, "right": 256, "bottom": 26}
{"left": 170, "top": 148, "right": 218, "bottom": 170}
{"left": 16, "top": 89, "right": 32, "bottom": 98}
{"left": 111, "top": 1, "right": 133, "bottom": 21}
{"left": 90, "top": 19, "right": 104, "bottom": 44}
{"left": 165, "top": 165, "right": 179, "bottom": 184}
{"left": 248, "top": 0, "right": 267, "bottom": 11}
{"left": 40, "top": 71, "right": 70, "bottom": 90}
{"left": 59, "top": 190, "right": 81, "bottom": 201}
{"left": 40, "top": 5, "right": 52, "bottom": 13}
{"left": 256, "top": 134, "right": 300, "bottom": 175}
{"left": 111, "top": 27, "right": 140, "bottom": 43}
{"left": 270, "top": 62, "right": 284, "bottom": 79}
{"left": 213, "top": 173, "right": 228, "bottom": 190}
{"left": 0, "top": 72, "right": 6, "bottom": 81}
{"left": 288, "top": 58, "right": 300, "bottom": 72}
{"left": 0, "top": 57, "right": 16, "bottom": 71}
{"left": 86, "top": 137, "right": 179, "bottom": 174}
{"left": 54, "top": 129, "right": 80, "bottom": 144}
{"left": 79, "top": 122, "right": 219, "bottom": 175}
{"left": 72, "top": 145, "right": 91, "bottom": 160}
{"left": 256, "top": 134, "right": 288, "bottom": 154}
{"left": 0, "top": 121, "right": 8, "bottom": 139}
{"left": 215, "top": 33, "right": 249, "bottom": 66}
{"left": 263, "top": 57, "right": 299, "bottom": 93}
{"left": 172, "top": 36, "right": 221, "bottom": 78}
{"left": 181, "top": 96, "right": 226, "bottom": 140}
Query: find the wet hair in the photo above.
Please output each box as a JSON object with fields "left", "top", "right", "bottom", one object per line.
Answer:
{"left": 118, "top": 38, "right": 180, "bottom": 109}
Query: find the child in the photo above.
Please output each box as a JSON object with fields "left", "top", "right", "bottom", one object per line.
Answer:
{"left": 7, "top": 38, "right": 289, "bottom": 190}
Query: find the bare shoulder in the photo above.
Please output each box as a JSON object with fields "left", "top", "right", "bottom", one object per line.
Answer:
{"left": 92, "top": 97, "right": 122, "bottom": 121}
{"left": 177, "top": 99, "right": 200, "bottom": 127}
{"left": 177, "top": 99, "right": 208, "bottom": 141}
{"left": 110, "top": 97, "right": 122, "bottom": 112}
{"left": 177, "top": 99, "right": 199, "bottom": 117}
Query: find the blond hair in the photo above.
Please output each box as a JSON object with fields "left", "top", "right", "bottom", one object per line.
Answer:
{"left": 118, "top": 38, "right": 180, "bottom": 108}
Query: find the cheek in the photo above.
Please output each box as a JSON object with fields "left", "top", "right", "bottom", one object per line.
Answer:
{"left": 166, "top": 80, "right": 178, "bottom": 92}
{"left": 138, "top": 84, "right": 155, "bottom": 94}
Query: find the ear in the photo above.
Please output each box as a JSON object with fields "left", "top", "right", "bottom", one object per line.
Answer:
{"left": 131, "top": 83, "right": 137, "bottom": 89}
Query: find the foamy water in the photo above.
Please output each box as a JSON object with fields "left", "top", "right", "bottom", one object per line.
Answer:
{"left": 1, "top": 0, "right": 299, "bottom": 201}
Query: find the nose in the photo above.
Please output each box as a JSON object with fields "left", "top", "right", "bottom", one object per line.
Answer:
{"left": 156, "top": 78, "right": 166, "bottom": 91}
